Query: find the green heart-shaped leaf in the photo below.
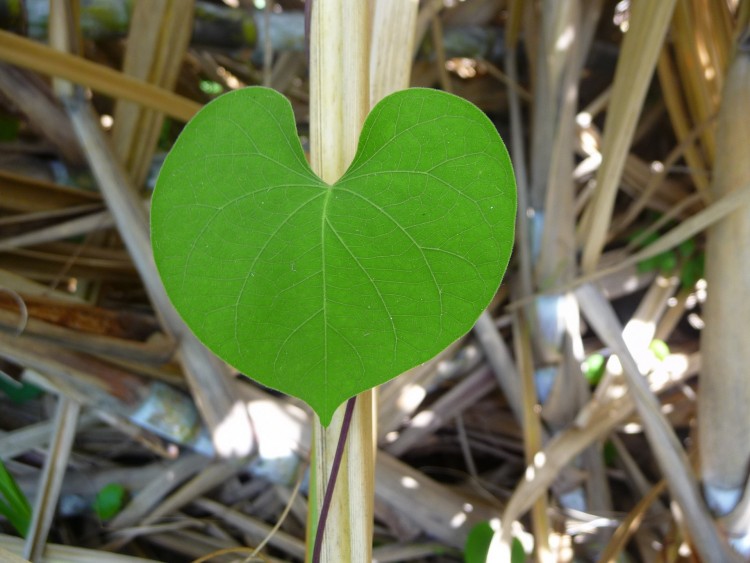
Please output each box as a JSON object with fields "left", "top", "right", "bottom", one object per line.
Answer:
{"left": 151, "top": 87, "right": 515, "bottom": 425}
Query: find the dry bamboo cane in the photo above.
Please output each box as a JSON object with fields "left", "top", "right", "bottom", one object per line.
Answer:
{"left": 699, "top": 40, "right": 750, "bottom": 557}
{"left": 307, "top": 1, "right": 374, "bottom": 561}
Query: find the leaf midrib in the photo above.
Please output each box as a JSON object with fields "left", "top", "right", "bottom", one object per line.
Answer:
{"left": 320, "top": 185, "right": 333, "bottom": 409}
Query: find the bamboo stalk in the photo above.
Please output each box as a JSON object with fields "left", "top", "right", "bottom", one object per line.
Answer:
{"left": 699, "top": 42, "right": 750, "bottom": 551}
{"left": 537, "top": 0, "right": 602, "bottom": 287}
{"left": 532, "top": 6, "right": 602, "bottom": 443}
{"left": 307, "top": 1, "right": 373, "bottom": 561}
{"left": 528, "top": 19, "right": 605, "bottom": 528}
{"left": 525, "top": 2, "right": 612, "bottom": 530}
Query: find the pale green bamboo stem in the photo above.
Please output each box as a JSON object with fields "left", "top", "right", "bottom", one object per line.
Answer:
{"left": 307, "top": 1, "right": 374, "bottom": 561}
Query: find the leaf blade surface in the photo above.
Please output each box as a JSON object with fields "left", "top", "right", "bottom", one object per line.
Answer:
{"left": 152, "top": 87, "right": 515, "bottom": 425}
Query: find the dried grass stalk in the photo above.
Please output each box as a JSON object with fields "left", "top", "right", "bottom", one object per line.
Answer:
{"left": 22, "top": 398, "right": 81, "bottom": 561}
{"left": 656, "top": 50, "right": 712, "bottom": 194}
{"left": 513, "top": 312, "right": 551, "bottom": 560}
{"left": 0, "top": 30, "right": 200, "bottom": 122}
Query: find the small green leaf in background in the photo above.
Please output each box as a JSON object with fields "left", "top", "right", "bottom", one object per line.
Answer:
{"left": 158, "top": 118, "right": 174, "bottom": 151}
{"left": 199, "top": 80, "right": 223, "bottom": 96}
{"left": 0, "top": 460, "right": 31, "bottom": 537}
{"left": 583, "top": 353, "right": 607, "bottom": 386}
{"left": 649, "top": 339, "right": 670, "bottom": 362}
{"left": 0, "top": 115, "right": 19, "bottom": 141}
{"left": 677, "top": 238, "right": 695, "bottom": 258}
{"left": 631, "top": 224, "right": 702, "bottom": 281}
{"left": 464, "top": 521, "right": 525, "bottom": 563}
{"left": 511, "top": 537, "right": 526, "bottom": 563}
{"left": 93, "top": 483, "right": 127, "bottom": 521}
{"left": 0, "top": 374, "right": 42, "bottom": 404}
{"left": 152, "top": 87, "right": 516, "bottom": 425}
{"left": 631, "top": 227, "right": 677, "bottom": 275}
{"left": 464, "top": 521, "right": 494, "bottom": 563}
{"left": 603, "top": 440, "right": 618, "bottom": 466}
{"left": 637, "top": 248, "right": 676, "bottom": 275}
{"left": 680, "top": 250, "right": 704, "bottom": 288}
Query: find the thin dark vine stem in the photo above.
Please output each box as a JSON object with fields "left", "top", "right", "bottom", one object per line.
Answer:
{"left": 311, "top": 396, "right": 357, "bottom": 563}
